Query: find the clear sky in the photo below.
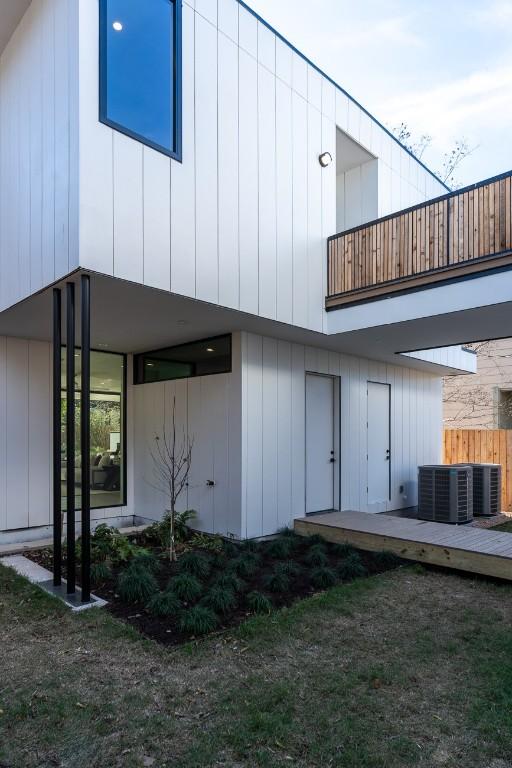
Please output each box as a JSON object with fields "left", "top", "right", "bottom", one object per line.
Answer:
{"left": 249, "top": 0, "right": 512, "bottom": 187}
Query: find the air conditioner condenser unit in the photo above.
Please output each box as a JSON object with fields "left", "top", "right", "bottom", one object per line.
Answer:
{"left": 418, "top": 465, "right": 473, "bottom": 524}
{"left": 451, "top": 463, "right": 501, "bottom": 516}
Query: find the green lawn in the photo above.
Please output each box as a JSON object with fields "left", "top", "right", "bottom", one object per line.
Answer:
{"left": 493, "top": 520, "right": 512, "bottom": 533}
{"left": 1, "top": 562, "right": 512, "bottom": 767}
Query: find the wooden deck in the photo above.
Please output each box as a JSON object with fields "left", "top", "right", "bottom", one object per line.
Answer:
{"left": 295, "top": 510, "right": 512, "bottom": 581}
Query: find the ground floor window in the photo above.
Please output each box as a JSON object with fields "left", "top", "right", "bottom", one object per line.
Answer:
{"left": 61, "top": 349, "right": 126, "bottom": 511}
{"left": 133, "top": 334, "right": 232, "bottom": 385}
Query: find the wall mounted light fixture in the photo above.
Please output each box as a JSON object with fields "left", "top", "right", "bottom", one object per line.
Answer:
{"left": 319, "top": 151, "right": 333, "bottom": 168}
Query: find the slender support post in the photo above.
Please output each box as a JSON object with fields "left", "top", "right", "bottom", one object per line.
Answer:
{"left": 80, "top": 275, "right": 91, "bottom": 602}
{"left": 52, "top": 289, "right": 62, "bottom": 587}
{"left": 66, "top": 283, "right": 76, "bottom": 594}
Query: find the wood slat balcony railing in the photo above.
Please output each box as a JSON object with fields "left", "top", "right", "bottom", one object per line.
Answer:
{"left": 326, "top": 170, "right": 512, "bottom": 308}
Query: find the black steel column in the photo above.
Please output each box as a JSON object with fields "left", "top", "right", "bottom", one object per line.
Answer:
{"left": 80, "top": 275, "right": 91, "bottom": 602}
{"left": 52, "top": 290, "right": 62, "bottom": 587}
{"left": 66, "top": 283, "right": 76, "bottom": 594}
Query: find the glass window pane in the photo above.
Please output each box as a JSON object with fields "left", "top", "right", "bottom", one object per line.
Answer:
{"left": 102, "top": 0, "right": 174, "bottom": 153}
{"left": 135, "top": 336, "right": 232, "bottom": 384}
{"left": 61, "top": 350, "right": 125, "bottom": 511}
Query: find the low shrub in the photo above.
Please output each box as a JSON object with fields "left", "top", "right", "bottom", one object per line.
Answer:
{"left": 305, "top": 534, "right": 327, "bottom": 547}
{"left": 246, "top": 591, "right": 273, "bottom": 614}
{"left": 132, "top": 550, "right": 161, "bottom": 574}
{"left": 222, "top": 540, "right": 241, "bottom": 558}
{"left": 117, "top": 563, "right": 159, "bottom": 604}
{"left": 304, "top": 545, "right": 328, "bottom": 567}
{"left": 331, "top": 542, "right": 356, "bottom": 558}
{"left": 337, "top": 552, "right": 367, "bottom": 581}
{"left": 189, "top": 533, "right": 224, "bottom": 554}
{"left": 374, "top": 550, "right": 401, "bottom": 569}
{"left": 310, "top": 566, "right": 337, "bottom": 589}
{"left": 90, "top": 561, "right": 111, "bottom": 585}
{"left": 214, "top": 571, "right": 246, "bottom": 593}
{"left": 279, "top": 560, "right": 302, "bottom": 578}
{"left": 145, "top": 509, "right": 197, "bottom": 548}
{"left": 263, "top": 564, "right": 291, "bottom": 593}
{"left": 240, "top": 539, "right": 260, "bottom": 553}
{"left": 179, "top": 606, "right": 218, "bottom": 635}
{"left": 179, "top": 551, "right": 211, "bottom": 579}
{"left": 86, "top": 523, "right": 140, "bottom": 566}
{"left": 147, "top": 589, "right": 182, "bottom": 618}
{"left": 265, "top": 537, "right": 293, "bottom": 559}
{"left": 203, "top": 585, "right": 236, "bottom": 615}
{"left": 168, "top": 573, "right": 203, "bottom": 602}
{"left": 229, "top": 552, "right": 260, "bottom": 578}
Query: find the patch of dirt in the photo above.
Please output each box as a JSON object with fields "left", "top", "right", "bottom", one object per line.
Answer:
{"left": 26, "top": 538, "right": 400, "bottom": 646}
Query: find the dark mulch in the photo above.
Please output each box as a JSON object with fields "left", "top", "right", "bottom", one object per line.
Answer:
{"left": 27, "top": 535, "right": 403, "bottom": 646}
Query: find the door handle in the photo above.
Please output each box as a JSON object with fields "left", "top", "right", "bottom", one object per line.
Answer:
{"left": 206, "top": 480, "right": 215, "bottom": 487}
{"left": 329, "top": 458, "right": 335, "bottom": 463}
{"left": 385, "top": 449, "right": 390, "bottom": 461}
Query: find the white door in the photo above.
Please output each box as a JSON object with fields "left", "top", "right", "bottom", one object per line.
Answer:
{"left": 367, "top": 382, "right": 391, "bottom": 508}
{"left": 306, "top": 374, "right": 335, "bottom": 513}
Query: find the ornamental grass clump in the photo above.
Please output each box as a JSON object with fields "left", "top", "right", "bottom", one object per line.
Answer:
{"left": 305, "top": 545, "right": 328, "bottom": 568}
{"left": 337, "top": 552, "right": 367, "bottom": 581}
{"left": 263, "top": 564, "right": 291, "bottom": 593}
{"left": 310, "top": 566, "right": 337, "bottom": 589}
{"left": 203, "top": 585, "right": 236, "bottom": 615}
{"left": 246, "top": 591, "right": 273, "bottom": 614}
{"left": 178, "top": 551, "right": 211, "bottom": 579}
{"left": 214, "top": 571, "right": 246, "bottom": 594}
{"left": 179, "top": 606, "right": 218, "bottom": 635}
{"left": 132, "top": 550, "right": 161, "bottom": 574}
{"left": 147, "top": 589, "right": 182, "bottom": 618}
{"left": 265, "top": 537, "right": 293, "bottom": 559}
{"left": 117, "top": 563, "right": 159, "bottom": 604}
{"left": 373, "top": 550, "right": 401, "bottom": 569}
{"left": 90, "top": 561, "right": 111, "bottom": 585}
{"left": 229, "top": 551, "right": 260, "bottom": 578}
{"left": 168, "top": 572, "right": 203, "bottom": 602}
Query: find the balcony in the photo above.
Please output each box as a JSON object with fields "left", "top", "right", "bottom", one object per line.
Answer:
{"left": 327, "top": 170, "right": 512, "bottom": 309}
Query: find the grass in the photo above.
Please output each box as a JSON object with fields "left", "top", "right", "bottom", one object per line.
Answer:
{"left": 2, "top": 562, "right": 512, "bottom": 767}
{"left": 492, "top": 519, "right": 512, "bottom": 533}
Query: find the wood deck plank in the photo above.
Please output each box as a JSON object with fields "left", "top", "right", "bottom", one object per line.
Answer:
{"left": 295, "top": 511, "right": 512, "bottom": 581}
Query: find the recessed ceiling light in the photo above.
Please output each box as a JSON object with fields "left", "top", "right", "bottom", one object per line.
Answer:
{"left": 146, "top": 362, "right": 155, "bottom": 367}
{"left": 112, "top": 21, "right": 123, "bottom": 32}
{"left": 176, "top": 320, "right": 188, "bottom": 326}
{"left": 206, "top": 347, "right": 215, "bottom": 353}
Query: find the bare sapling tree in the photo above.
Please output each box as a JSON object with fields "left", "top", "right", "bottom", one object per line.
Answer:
{"left": 391, "top": 122, "right": 477, "bottom": 189}
{"left": 150, "top": 397, "right": 193, "bottom": 561}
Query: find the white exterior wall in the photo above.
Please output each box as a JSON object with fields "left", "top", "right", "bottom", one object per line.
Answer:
{"left": 76, "top": 0, "right": 447, "bottom": 335}
{"left": 240, "top": 332, "right": 443, "bottom": 538}
{"left": 336, "top": 159, "right": 379, "bottom": 232}
{"left": 0, "top": 0, "right": 79, "bottom": 314}
{"left": 132, "top": 333, "right": 243, "bottom": 538}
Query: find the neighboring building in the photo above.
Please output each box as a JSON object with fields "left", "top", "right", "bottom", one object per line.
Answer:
{"left": 0, "top": 0, "right": 510, "bottom": 545}
{"left": 444, "top": 340, "right": 512, "bottom": 429}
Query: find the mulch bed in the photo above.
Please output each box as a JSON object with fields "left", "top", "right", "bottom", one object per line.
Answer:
{"left": 26, "top": 535, "right": 402, "bottom": 646}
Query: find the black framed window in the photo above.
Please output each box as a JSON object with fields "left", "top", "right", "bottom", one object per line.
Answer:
{"left": 61, "top": 349, "right": 127, "bottom": 511}
{"left": 134, "top": 335, "right": 232, "bottom": 385}
{"left": 99, "top": 0, "right": 182, "bottom": 161}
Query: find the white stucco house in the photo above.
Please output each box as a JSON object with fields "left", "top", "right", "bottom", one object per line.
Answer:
{"left": 0, "top": 0, "right": 510, "bottom": 549}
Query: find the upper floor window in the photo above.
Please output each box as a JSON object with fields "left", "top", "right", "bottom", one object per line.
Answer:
{"left": 100, "top": 0, "right": 182, "bottom": 160}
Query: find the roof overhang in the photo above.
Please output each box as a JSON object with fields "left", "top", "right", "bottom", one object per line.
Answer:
{"left": 0, "top": 0, "right": 31, "bottom": 57}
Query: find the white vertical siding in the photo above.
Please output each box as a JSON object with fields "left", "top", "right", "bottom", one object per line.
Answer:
{"left": 143, "top": 147, "right": 171, "bottom": 290}
{"left": 132, "top": 353, "right": 243, "bottom": 539}
{"left": 0, "top": 0, "right": 79, "bottom": 313}
{"left": 195, "top": 13, "right": 218, "bottom": 304}
{"left": 72, "top": 1, "right": 447, "bottom": 334}
{"left": 218, "top": 30, "right": 239, "bottom": 309}
{"left": 170, "top": 2, "right": 196, "bottom": 295}
{"left": 257, "top": 63, "right": 277, "bottom": 319}
{"left": 241, "top": 331, "right": 443, "bottom": 536}
{"left": 113, "top": 134, "right": 144, "bottom": 283}
{"left": 238, "top": 48, "right": 259, "bottom": 315}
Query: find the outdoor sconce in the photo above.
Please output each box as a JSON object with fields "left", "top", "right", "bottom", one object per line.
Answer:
{"left": 319, "top": 151, "right": 333, "bottom": 167}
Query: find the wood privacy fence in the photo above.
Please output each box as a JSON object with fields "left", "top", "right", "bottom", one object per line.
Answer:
{"left": 443, "top": 429, "right": 512, "bottom": 513}
{"left": 327, "top": 170, "right": 512, "bottom": 306}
